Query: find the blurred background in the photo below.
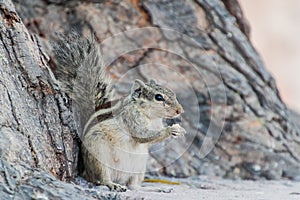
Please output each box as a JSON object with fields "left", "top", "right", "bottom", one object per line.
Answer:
{"left": 240, "top": 0, "right": 300, "bottom": 113}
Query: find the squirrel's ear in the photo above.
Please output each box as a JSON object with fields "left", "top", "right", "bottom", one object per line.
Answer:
{"left": 149, "top": 79, "right": 156, "bottom": 86}
{"left": 131, "top": 79, "right": 146, "bottom": 94}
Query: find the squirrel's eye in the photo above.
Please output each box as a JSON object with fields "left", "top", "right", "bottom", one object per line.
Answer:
{"left": 155, "top": 94, "right": 164, "bottom": 101}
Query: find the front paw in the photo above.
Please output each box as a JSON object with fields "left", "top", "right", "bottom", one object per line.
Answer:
{"left": 168, "top": 124, "right": 186, "bottom": 137}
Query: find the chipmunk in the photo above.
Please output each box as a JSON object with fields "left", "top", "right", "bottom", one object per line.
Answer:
{"left": 52, "top": 33, "right": 186, "bottom": 192}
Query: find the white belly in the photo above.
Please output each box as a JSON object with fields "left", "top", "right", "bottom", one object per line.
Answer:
{"left": 83, "top": 120, "right": 151, "bottom": 185}
{"left": 109, "top": 142, "right": 149, "bottom": 183}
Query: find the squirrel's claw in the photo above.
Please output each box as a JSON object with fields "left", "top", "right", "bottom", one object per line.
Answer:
{"left": 107, "top": 182, "right": 127, "bottom": 192}
{"left": 169, "top": 124, "right": 186, "bottom": 137}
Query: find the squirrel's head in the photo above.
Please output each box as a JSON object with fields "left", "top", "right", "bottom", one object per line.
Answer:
{"left": 130, "top": 79, "right": 184, "bottom": 119}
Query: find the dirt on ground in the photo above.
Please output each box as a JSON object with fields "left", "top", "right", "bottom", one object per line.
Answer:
{"left": 83, "top": 176, "right": 300, "bottom": 200}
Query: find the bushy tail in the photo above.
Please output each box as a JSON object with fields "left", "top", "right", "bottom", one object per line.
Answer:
{"left": 52, "top": 33, "right": 113, "bottom": 134}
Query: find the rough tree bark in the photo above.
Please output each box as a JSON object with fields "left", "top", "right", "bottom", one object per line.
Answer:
{"left": 1, "top": 0, "right": 299, "bottom": 199}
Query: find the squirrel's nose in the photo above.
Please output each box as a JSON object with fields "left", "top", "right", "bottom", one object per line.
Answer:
{"left": 176, "top": 105, "right": 184, "bottom": 114}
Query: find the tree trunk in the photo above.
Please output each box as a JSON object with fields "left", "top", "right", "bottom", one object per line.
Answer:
{"left": 1, "top": 0, "right": 299, "bottom": 198}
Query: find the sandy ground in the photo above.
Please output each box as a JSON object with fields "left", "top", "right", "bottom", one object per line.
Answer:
{"left": 104, "top": 177, "right": 300, "bottom": 200}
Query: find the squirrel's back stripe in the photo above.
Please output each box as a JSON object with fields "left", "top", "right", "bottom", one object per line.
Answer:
{"left": 83, "top": 99, "right": 123, "bottom": 135}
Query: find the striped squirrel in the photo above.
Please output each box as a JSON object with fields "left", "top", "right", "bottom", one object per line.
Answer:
{"left": 52, "top": 33, "right": 186, "bottom": 192}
